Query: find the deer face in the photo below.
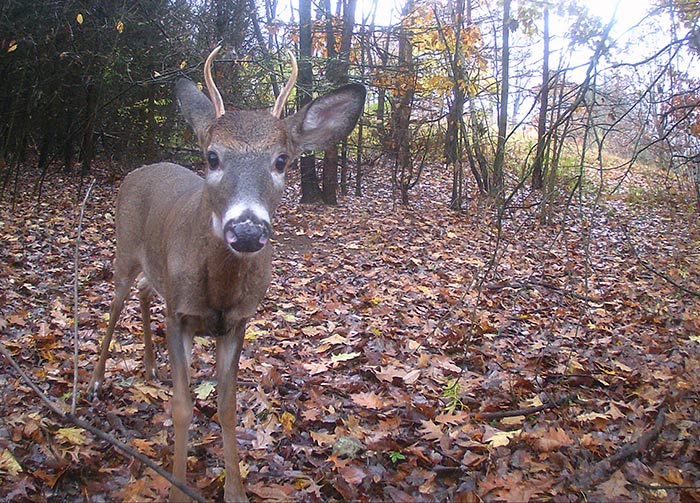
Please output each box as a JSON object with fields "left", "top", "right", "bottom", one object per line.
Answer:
{"left": 176, "top": 48, "right": 365, "bottom": 258}
{"left": 204, "top": 111, "right": 293, "bottom": 254}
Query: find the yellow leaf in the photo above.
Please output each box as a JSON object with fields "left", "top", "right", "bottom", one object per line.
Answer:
{"left": 76, "top": 13, "right": 83, "bottom": 24}
{"left": 245, "top": 325, "right": 266, "bottom": 341}
{"left": 0, "top": 449, "right": 23, "bottom": 475}
{"left": 179, "top": 60, "right": 187, "bottom": 69}
{"left": 194, "top": 381, "right": 215, "bottom": 400}
{"left": 56, "top": 427, "right": 86, "bottom": 445}
{"left": 116, "top": 20, "right": 124, "bottom": 33}
{"left": 330, "top": 351, "right": 360, "bottom": 363}
{"left": 7, "top": 40, "right": 18, "bottom": 53}
{"left": 280, "top": 411, "right": 295, "bottom": 434}
{"left": 484, "top": 428, "right": 521, "bottom": 447}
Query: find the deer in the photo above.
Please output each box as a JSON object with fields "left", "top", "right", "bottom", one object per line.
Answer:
{"left": 87, "top": 46, "right": 365, "bottom": 502}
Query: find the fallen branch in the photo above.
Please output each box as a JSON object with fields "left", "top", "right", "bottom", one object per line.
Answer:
{"left": 0, "top": 341, "right": 207, "bottom": 503}
{"left": 476, "top": 393, "right": 578, "bottom": 421}
{"left": 571, "top": 404, "right": 667, "bottom": 492}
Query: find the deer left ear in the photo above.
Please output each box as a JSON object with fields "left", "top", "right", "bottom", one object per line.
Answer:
{"left": 286, "top": 83, "right": 366, "bottom": 153}
{"left": 176, "top": 78, "right": 217, "bottom": 153}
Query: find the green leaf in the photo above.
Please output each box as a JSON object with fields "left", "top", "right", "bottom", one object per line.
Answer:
{"left": 388, "top": 451, "right": 406, "bottom": 463}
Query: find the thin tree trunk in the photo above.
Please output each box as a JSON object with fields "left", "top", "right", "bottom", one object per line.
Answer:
{"left": 492, "top": 0, "right": 510, "bottom": 196}
{"left": 80, "top": 82, "right": 98, "bottom": 177}
{"left": 532, "top": 7, "right": 549, "bottom": 190}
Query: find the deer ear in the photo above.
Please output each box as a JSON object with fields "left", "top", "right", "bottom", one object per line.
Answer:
{"left": 176, "top": 78, "right": 217, "bottom": 152}
{"left": 286, "top": 83, "right": 365, "bottom": 153}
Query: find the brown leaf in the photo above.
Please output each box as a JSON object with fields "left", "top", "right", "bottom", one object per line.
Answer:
{"left": 339, "top": 463, "right": 366, "bottom": 485}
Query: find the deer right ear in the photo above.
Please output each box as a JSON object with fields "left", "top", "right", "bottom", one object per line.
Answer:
{"left": 286, "top": 83, "right": 366, "bottom": 154}
{"left": 176, "top": 78, "right": 217, "bottom": 152}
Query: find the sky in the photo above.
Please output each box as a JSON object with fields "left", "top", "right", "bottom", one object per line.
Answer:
{"left": 354, "top": 0, "right": 652, "bottom": 30}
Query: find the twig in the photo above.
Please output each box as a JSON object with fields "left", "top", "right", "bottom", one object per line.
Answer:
{"left": 572, "top": 404, "right": 667, "bottom": 492}
{"left": 73, "top": 178, "right": 96, "bottom": 415}
{"left": 484, "top": 280, "right": 598, "bottom": 302}
{"left": 475, "top": 393, "right": 578, "bottom": 421}
{"left": 0, "top": 341, "right": 207, "bottom": 503}
{"left": 627, "top": 477, "right": 700, "bottom": 491}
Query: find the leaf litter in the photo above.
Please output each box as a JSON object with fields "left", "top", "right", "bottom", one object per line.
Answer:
{"left": 0, "top": 161, "right": 699, "bottom": 502}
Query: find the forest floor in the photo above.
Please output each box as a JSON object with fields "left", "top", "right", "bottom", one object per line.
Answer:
{"left": 1, "top": 157, "right": 699, "bottom": 502}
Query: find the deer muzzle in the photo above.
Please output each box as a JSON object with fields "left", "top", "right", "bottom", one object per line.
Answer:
{"left": 223, "top": 212, "right": 271, "bottom": 253}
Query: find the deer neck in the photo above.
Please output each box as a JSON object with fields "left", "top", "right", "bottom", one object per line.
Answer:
{"left": 192, "top": 190, "right": 273, "bottom": 315}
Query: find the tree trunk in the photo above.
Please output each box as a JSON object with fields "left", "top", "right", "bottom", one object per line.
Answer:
{"left": 492, "top": 0, "right": 510, "bottom": 196}
{"left": 323, "top": 146, "right": 339, "bottom": 205}
{"left": 298, "top": 0, "right": 322, "bottom": 203}
{"left": 322, "top": 0, "right": 356, "bottom": 205}
{"left": 532, "top": 7, "right": 549, "bottom": 190}
{"left": 438, "top": 0, "right": 467, "bottom": 210}
{"left": 391, "top": 0, "right": 415, "bottom": 205}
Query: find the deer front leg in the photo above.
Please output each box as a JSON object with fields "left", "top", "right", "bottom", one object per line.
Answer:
{"left": 88, "top": 269, "right": 138, "bottom": 396}
{"left": 166, "top": 314, "right": 195, "bottom": 503}
{"left": 216, "top": 319, "right": 247, "bottom": 503}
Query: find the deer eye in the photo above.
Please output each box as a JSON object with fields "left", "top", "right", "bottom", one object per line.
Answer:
{"left": 207, "top": 151, "right": 220, "bottom": 169}
{"left": 274, "top": 154, "right": 289, "bottom": 173}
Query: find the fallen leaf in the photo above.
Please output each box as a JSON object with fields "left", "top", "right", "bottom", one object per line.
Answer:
{"left": 194, "top": 381, "right": 215, "bottom": 400}
{"left": 56, "top": 427, "right": 86, "bottom": 445}
{"left": 0, "top": 449, "right": 23, "bottom": 475}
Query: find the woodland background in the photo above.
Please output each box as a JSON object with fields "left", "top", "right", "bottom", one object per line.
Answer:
{"left": 1, "top": 0, "right": 700, "bottom": 501}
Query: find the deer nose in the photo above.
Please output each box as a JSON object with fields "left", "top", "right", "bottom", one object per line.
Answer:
{"left": 223, "top": 216, "right": 270, "bottom": 253}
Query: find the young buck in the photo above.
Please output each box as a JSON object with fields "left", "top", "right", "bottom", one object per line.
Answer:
{"left": 88, "top": 47, "right": 365, "bottom": 502}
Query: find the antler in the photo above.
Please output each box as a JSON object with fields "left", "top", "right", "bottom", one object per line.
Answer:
{"left": 272, "top": 50, "right": 298, "bottom": 118}
{"left": 205, "top": 45, "right": 225, "bottom": 118}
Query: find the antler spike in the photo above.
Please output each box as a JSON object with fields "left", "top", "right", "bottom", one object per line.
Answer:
{"left": 204, "top": 45, "right": 225, "bottom": 118}
{"left": 272, "top": 50, "right": 298, "bottom": 118}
